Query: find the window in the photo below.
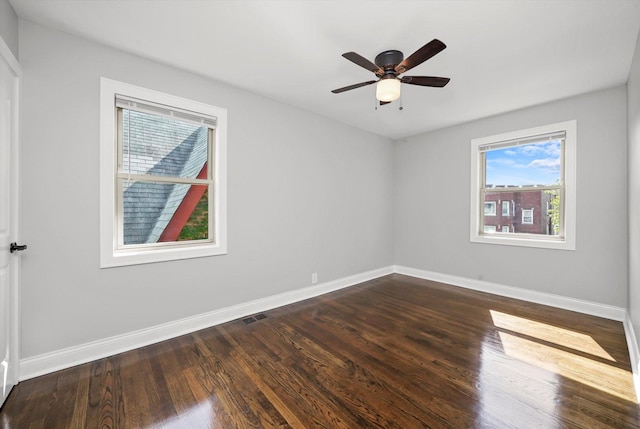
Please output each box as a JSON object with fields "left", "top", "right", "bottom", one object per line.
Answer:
{"left": 484, "top": 225, "right": 497, "bottom": 233}
{"left": 470, "top": 120, "right": 576, "bottom": 250}
{"left": 100, "top": 78, "right": 227, "bottom": 267}
{"left": 501, "top": 225, "right": 510, "bottom": 233}
{"left": 502, "top": 201, "right": 510, "bottom": 216}
{"left": 484, "top": 201, "right": 496, "bottom": 216}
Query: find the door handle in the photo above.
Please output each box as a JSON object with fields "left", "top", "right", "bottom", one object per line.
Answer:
{"left": 10, "top": 242, "right": 27, "bottom": 253}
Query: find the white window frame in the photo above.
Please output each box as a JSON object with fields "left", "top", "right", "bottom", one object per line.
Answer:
{"left": 470, "top": 120, "right": 576, "bottom": 250}
{"left": 100, "top": 78, "right": 227, "bottom": 267}
{"left": 522, "top": 208, "right": 534, "bottom": 224}
{"left": 484, "top": 201, "right": 497, "bottom": 216}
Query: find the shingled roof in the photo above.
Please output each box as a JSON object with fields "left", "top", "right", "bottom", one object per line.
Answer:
{"left": 121, "top": 110, "right": 208, "bottom": 245}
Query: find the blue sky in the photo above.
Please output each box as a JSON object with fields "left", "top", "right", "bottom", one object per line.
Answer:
{"left": 485, "top": 140, "right": 561, "bottom": 187}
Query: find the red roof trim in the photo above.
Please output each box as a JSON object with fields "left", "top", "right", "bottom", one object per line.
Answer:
{"left": 158, "top": 162, "right": 208, "bottom": 242}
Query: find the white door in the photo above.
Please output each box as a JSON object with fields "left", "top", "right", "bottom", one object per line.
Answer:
{"left": 0, "top": 44, "right": 21, "bottom": 408}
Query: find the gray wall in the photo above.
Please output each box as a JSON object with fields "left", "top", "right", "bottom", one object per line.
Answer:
{"left": 16, "top": 15, "right": 635, "bottom": 362}
{"left": 19, "top": 21, "right": 394, "bottom": 359}
{"left": 628, "top": 30, "right": 640, "bottom": 368}
{"left": 0, "top": 0, "right": 18, "bottom": 59}
{"left": 394, "top": 86, "right": 628, "bottom": 307}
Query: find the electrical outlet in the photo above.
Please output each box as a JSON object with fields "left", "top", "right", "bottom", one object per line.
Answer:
{"left": 311, "top": 273, "right": 318, "bottom": 284}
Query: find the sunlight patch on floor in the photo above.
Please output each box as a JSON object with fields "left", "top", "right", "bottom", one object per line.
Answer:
{"left": 490, "top": 310, "right": 615, "bottom": 361}
{"left": 490, "top": 311, "right": 636, "bottom": 403}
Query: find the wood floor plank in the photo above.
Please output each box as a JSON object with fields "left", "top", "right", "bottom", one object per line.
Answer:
{"left": 68, "top": 365, "right": 90, "bottom": 429}
{"left": 1, "top": 274, "right": 639, "bottom": 428}
{"left": 190, "top": 328, "right": 280, "bottom": 428}
{"left": 218, "top": 324, "right": 367, "bottom": 428}
{"left": 118, "top": 350, "right": 156, "bottom": 427}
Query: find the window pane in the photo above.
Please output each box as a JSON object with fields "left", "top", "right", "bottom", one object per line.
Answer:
{"left": 122, "top": 180, "right": 209, "bottom": 245}
{"left": 484, "top": 201, "right": 496, "bottom": 216}
{"left": 502, "top": 201, "right": 509, "bottom": 216}
{"left": 482, "top": 189, "right": 560, "bottom": 236}
{"left": 121, "top": 109, "right": 208, "bottom": 179}
{"left": 485, "top": 139, "right": 562, "bottom": 187}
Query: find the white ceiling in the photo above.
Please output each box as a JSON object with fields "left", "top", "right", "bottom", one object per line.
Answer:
{"left": 9, "top": 0, "right": 640, "bottom": 139}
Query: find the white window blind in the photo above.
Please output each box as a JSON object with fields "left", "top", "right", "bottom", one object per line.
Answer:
{"left": 478, "top": 131, "right": 565, "bottom": 152}
{"left": 115, "top": 94, "right": 217, "bottom": 129}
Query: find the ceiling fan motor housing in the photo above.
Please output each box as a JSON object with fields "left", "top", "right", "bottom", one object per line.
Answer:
{"left": 375, "top": 50, "right": 404, "bottom": 70}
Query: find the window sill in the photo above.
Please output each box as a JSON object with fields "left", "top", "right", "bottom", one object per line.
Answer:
{"left": 470, "top": 233, "right": 575, "bottom": 251}
{"left": 100, "top": 242, "right": 227, "bottom": 268}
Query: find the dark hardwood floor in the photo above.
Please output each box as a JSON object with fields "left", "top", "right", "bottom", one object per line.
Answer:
{"left": 2, "top": 274, "right": 639, "bottom": 428}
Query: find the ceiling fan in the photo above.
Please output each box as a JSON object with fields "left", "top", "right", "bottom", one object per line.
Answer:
{"left": 331, "top": 39, "right": 450, "bottom": 105}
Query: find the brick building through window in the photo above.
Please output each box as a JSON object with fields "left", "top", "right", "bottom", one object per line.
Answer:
{"left": 483, "top": 187, "right": 556, "bottom": 235}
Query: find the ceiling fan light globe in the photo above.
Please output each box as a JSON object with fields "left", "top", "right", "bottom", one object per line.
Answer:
{"left": 376, "top": 78, "right": 401, "bottom": 102}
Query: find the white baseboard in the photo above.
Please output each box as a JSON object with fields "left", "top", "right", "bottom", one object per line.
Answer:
{"left": 19, "top": 265, "right": 394, "bottom": 381}
{"left": 19, "top": 264, "right": 631, "bottom": 382}
{"left": 623, "top": 314, "right": 640, "bottom": 403}
{"left": 394, "top": 265, "right": 626, "bottom": 321}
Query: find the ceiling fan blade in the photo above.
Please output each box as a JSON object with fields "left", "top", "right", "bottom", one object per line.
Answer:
{"left": 331, "top": 80, "right": 377, "bottom": 94}
{"left": 342, "top": 52, "right": 383, "bottom": 75}
{"left": 395, "top": 39, "right": 446, "bottom": 74}
{"left": 401, "top": 76, "right": 450, "bottom": 87}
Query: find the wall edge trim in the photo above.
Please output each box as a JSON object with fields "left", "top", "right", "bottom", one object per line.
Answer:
{"left": 0, "top": 33, "right": 21, "bottom": 75}
{"left": 623, "top": 313, "right": 640, "bottom": 403}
